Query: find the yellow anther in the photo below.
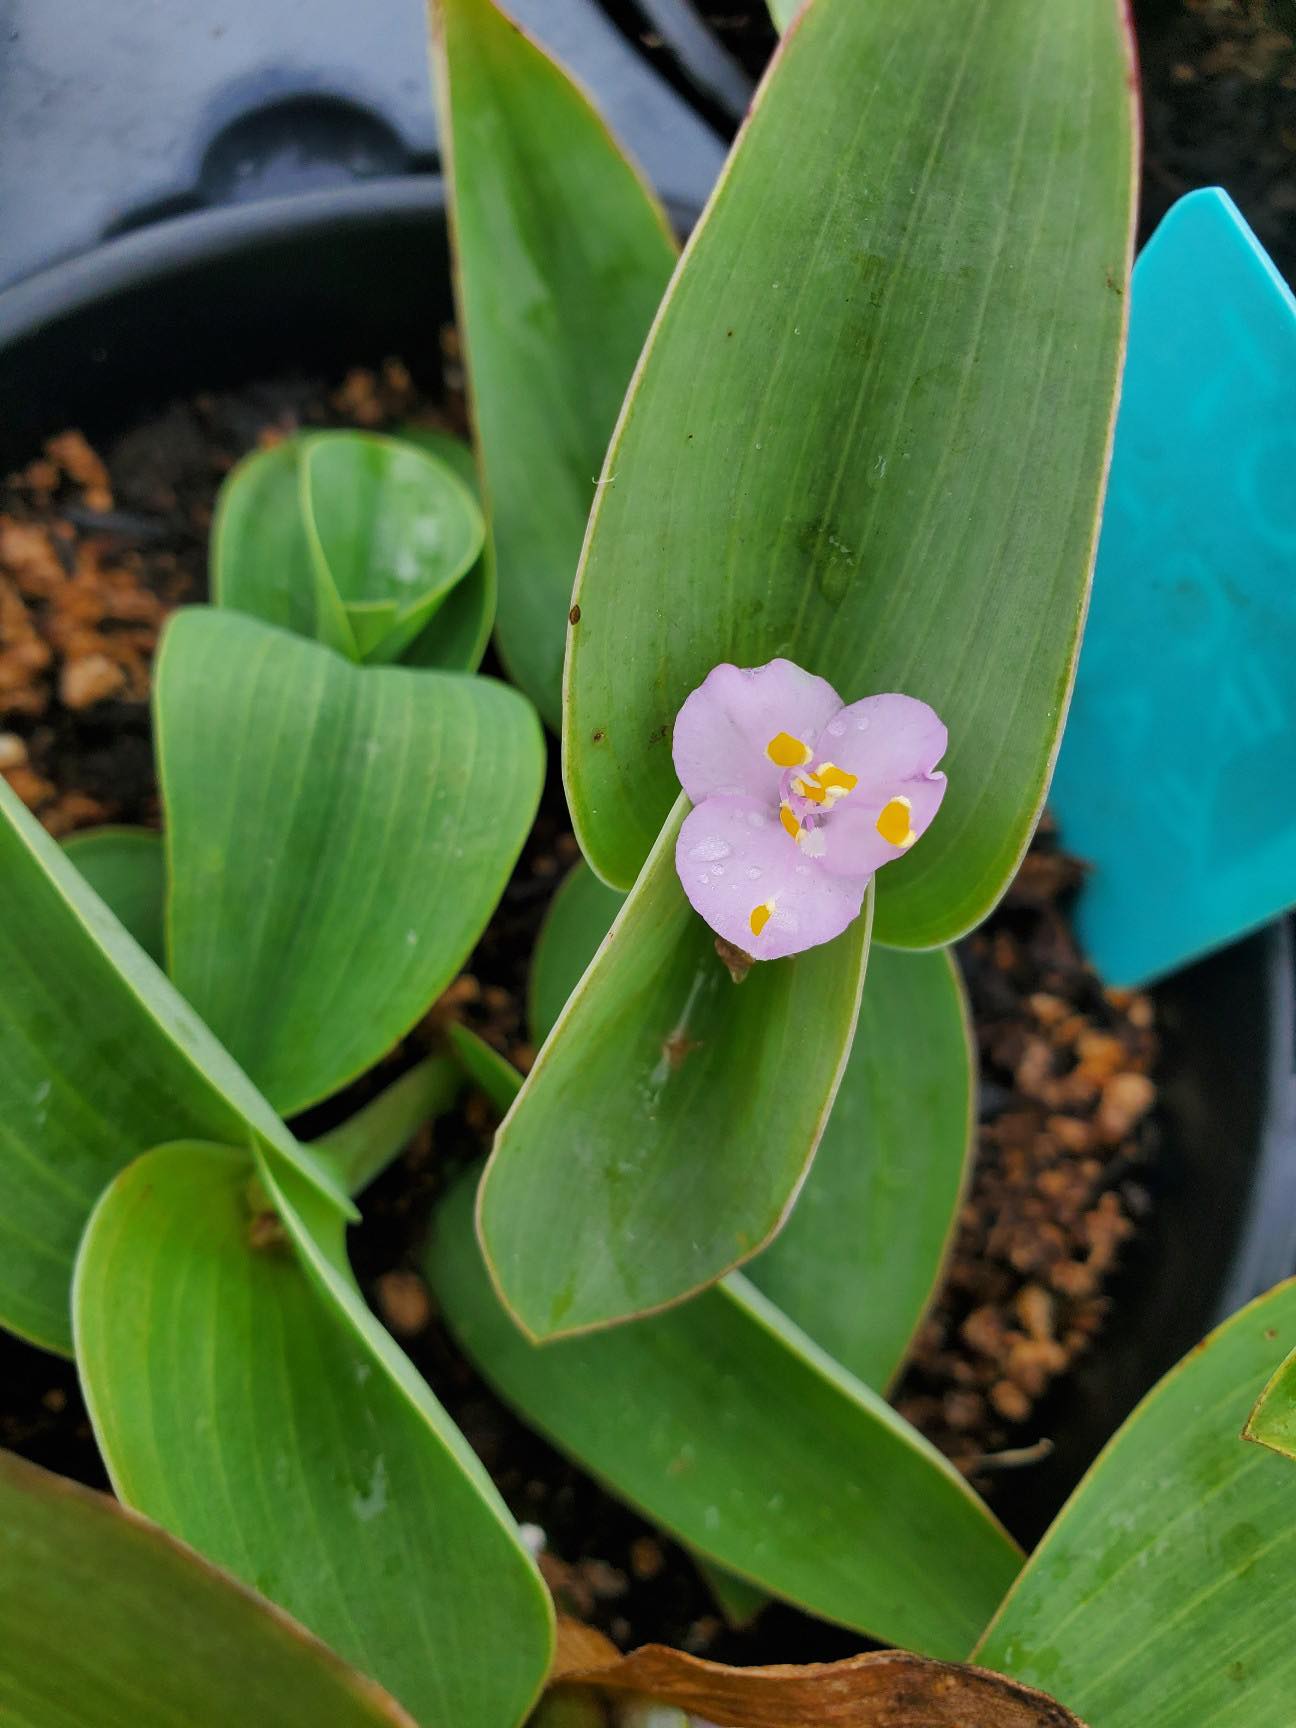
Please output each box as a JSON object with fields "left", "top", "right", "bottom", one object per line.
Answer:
{"left": 750, "top": 900, "right": 776, "bottom": 937}
{"left": 792, "top": 774, "right": 827, "bottom": 805}
{"left": 779, "top": 804, "right": 801, "bottom": 841}
{"left": 766, "top": 731, "right": 813, "bottom": 768}
{"left": 814, "top": 762, "right": 858, "bottom": 796}
{"left": 876, "top": 795, "right": 917, "bottom": 849}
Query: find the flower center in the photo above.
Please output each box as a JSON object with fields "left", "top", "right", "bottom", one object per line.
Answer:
{"left": 790, "top": 761, "right": 857, "bottom": 807}
{"left": 766, "top": 731, "right": 919, "bottom": 865}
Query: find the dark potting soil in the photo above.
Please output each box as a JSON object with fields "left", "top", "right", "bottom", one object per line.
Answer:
{"left": 0, "top": 370, "right": 1158, "bottom": 1662}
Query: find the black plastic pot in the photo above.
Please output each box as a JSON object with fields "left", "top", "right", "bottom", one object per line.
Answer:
{"left": 0, "top": 0, "right": 726, "bottom": 296}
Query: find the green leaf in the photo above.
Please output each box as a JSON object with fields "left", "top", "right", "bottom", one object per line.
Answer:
{"left": 392, "top": 427, "right": 497, "bottom": 672}
{"left": 443, "top": 1031, "right": 773, "bottom": 1636}
{"left": 747, "top": 944, "right": 972, "bottom": 1390}
{"left": 431, "top": 0, "right": 679, "bottom": 729}
{"left": 766, "top": 0, "right": 797, "bottom": 27}
{"left": 691, "top": 1554, "right": 769, "bottom": 1630}
{"left": 0, "top": 775, "right": 346, "bottom": 1356}
{"left": 528, "top": 860, "right": 628, "bottom": 1044}
{"left": 211, "top": 440, "right": 315, "bottom": 638}
{"left": 447, "top": 1022, "right": 528, "bottom": 1116}
{"left": 156, "top": 607, "right": 544, "bottom": 1116}
{"left": 477, "top": 796, "right": 871, "bottom": 1340}
{"left": 526, "top": 1697, "right": 606, "bottom": 1728}
{"left": 311, "top": 1055, "right": 461, "bottom": 1198}
{"left": 527, "top": 872, "right": 972, "bottom": 1388}
{"left": 396, "top": 425, "right": 481, "bottom": 497}
{"left": 61, "top": 826, "right": 165, "bottom": 966}
{"left": 213, "top": 433, "right": 493, "bottom": 672}
{"left": 974, "top": 1280, "right": 1296, "bottom": 1725}
{"left": 0, "top": 1448, "right": 420, "bottom": 1728}
{"left": 0, "top": 1451, "right": 421, "bottom": 1721}
{"left": 564, "top": 0, "right": 1136, "bottom": 946}
{"left": 299, "top": 431, "right": 485, "bottom": 665}
{"left": 74, "top": 1140, "right": 554, "bottom": 1728}
{"left": 1245, "top": 1344, "right": 1296, "bottom": 1460}
{"left": 432, "top": 1169, "right": 1021, "bottom": 1657}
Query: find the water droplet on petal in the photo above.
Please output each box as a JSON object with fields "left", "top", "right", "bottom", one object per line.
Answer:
{"left": 827, "top": 717, "right": 846, "bottom": 738}
{"left": 689, "top": 838, "right": 732, "bottom": 863}
{"left": 795, "top": 864, "right": 810, "bottom": 876}
{"left": 856, "top": 715, "right": 870, "bottom": 732}
{"left": 746, "top": 867, "right": 762, "bottom": 881}
{"left": 712, "top": 864, "right": 725, "bottom": 876}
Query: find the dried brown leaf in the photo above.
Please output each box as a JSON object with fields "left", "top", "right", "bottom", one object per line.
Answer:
{"left": 550, "top": 1619, "right": 1087, "bottom": 1727}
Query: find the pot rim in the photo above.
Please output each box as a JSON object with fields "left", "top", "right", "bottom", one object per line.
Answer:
{"left": 0, "top": 177, "right": 447, "bottom": 347}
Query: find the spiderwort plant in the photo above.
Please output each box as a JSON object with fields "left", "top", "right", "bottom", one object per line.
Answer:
{"left": 11, "top": 0, "right": 1294, "bottom": 1726}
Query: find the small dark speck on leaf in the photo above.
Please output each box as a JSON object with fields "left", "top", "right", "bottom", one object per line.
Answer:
{"left": 568, "top": 604, "right": 581, "bottom": 625}
{"left": 1265, "top": 1327, "right": 1278, "bottom": 1340}
{"left": 1105, "top": 269, "right": 1124, "bottom": 297}
{"left": 1228, "top": 1661, "right": 1247, "bottom": 1684}
{"left": 647, "top": 725, "right": 669, "bottom": 746}
{"left": 661, "top": 1030, "right": 703, "bottom": 1071}
{"left": 725, "top": 329, "right": 734, "bottom": 337}
{"left": 591, "top": 729, "right": 606, "bottom": 744}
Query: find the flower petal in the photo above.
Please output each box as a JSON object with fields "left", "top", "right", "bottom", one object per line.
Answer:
{"left": 676, "top": 795, "right": 867, "bottom": 961}
{"left": 810, "top": 693, "right": 947, "bottom": 799}
{"left": 672, "top": 660, "right": 842, "bottom": 807}
{"left": 816, "top": 772, "right": 948, "bottom": 880}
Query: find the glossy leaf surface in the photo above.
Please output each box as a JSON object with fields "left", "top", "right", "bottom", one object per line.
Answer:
{"left": 432, "top": 0, "right": 678, "bottom": 728}
{"left": 300, "top": 431, "right": 484, "bottom": 664}
{"left": 213, "top": 432, "right": 492, "bottom": 671}
{"left": 0, "top": 776, "right": 342, "bottom": 1355}
{"left": 61, "top": 826, "right": 165, "bottom": 966}
{"left": 0, "top": 1448, "right": 418, "bottom": 1728}
{"left": 157, "top": 608, "right": 544, "bottom": 1114}
{"left": 211, "top": 440, "right": 315, "bottom": 639}
{"left": 564, "top": 0, "right": 1136, "bottom": 951}
{"left": 75, "top": 1140, "right": 553, "bottom": 1728}
{"left": 390, "top": 426, "right": 497, "bottom": 671}
{"left": 976, "top": 1281, "right": 1296, "bottom": 1724}
{"left": 478, "top": 797, "right": 870, "bottom": 1339}
{"left": 528, "top": 860, "right": 628, "bottom": 1043}
{"left": 434, "top": 1171, "right": 1020, "bottom": 1656}
{"left": 748, "top": 944, "right": 972, "bottom": 1389}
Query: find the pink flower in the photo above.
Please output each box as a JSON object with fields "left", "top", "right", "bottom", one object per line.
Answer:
{"left": 673, "top": 659, "right": 948, "bottom": 961}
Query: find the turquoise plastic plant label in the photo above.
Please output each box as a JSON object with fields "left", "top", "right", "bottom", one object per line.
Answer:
{"left": 1051, "top": 188, "right": 1296, "bottom": 987}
